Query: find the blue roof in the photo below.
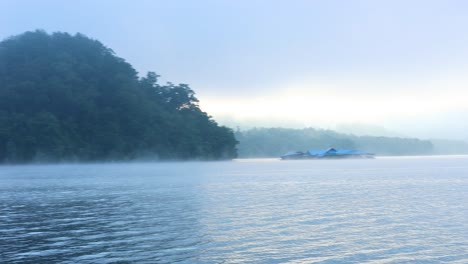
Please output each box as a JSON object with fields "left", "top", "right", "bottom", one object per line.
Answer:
{"left": 307, "top": 148, "right": 369, "bottom": 157}
{"left": 306, "top": 149, "right": 326, "bottom": 156}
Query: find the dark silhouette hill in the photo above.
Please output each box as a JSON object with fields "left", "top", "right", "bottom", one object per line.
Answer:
{"left": 0, "top": 30, "right": 237, "bottom": 162}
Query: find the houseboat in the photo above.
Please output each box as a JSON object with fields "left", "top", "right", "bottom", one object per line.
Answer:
{"left": 281, "top": 148, "right": 374, "bottom": 160}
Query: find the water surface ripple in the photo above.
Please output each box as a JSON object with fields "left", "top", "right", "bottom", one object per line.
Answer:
{"left": 1, "top": 156, "right": 467, "bottom": 263}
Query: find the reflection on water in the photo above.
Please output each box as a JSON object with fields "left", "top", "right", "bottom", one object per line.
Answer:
{"left": 1, "top": 156, "right": 468, "bottom": 263}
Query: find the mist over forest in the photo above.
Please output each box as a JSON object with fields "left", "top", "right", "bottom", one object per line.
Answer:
{"left": 233, "top": 127, "right": 468, "bottom": 158}
{"left": 0, "top": 30, "right": 466, "bottom": 163}
{"left": 0, "top": 31, "right": 237, "bottom": 163}
{"left": 234, "top": 127, "right": 456, "bottom": 158}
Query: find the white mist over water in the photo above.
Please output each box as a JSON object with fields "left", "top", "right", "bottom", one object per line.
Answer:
{"left": 1, "top": 156, "right": 467, "bottom": 263}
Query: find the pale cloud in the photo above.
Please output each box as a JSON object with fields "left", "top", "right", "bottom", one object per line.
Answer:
{"left": 199, "top": 73, "right": 468, "bottom": 139}
{"left": 200, "top": 73, "right": 468, "bottom": 123}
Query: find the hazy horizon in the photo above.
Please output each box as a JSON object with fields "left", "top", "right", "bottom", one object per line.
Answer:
{"left": 2, "top": 0, "right": 467, "bottom": 140}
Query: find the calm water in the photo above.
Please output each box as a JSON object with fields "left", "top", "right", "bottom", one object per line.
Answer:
{"left": 1, "top": 156, "right": 467, "bottom": 263}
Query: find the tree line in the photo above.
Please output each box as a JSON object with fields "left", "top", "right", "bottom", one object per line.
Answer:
{"left": 235, "top": 128, "right": 434, "bottom": 157}
{"left": 0, "top": 30, "right": 237, "bottom": 162}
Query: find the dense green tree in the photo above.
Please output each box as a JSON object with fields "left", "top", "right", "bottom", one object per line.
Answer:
{"left": 0, "top": 30, "right": 237, "bottom": 162}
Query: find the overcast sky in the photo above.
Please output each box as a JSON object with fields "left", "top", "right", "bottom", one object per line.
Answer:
{"left": 1, "top": 0, "right": 467, "bottom": 140}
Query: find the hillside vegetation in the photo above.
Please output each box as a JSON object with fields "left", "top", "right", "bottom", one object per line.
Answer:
{"left": 235, "top": 128, "right": 434, "bottom": 157}
{"left": 0, "top": 31, "right": 237, "bottom": 162}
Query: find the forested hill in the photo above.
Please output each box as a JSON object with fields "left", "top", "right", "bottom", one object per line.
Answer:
{"left": 235, "top": 128, "right": 434, "bottom": 157}
{"left": 0, "top": 30, "right": 237, "bottom": 163}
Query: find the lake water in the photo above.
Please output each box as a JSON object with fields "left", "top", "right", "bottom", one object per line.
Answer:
{"left": 1, "top": 156, "right": 467, "bottom": 263}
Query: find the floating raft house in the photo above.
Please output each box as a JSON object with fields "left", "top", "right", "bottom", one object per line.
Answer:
{"left": 281, "top": 148, "right": 374, "bottom": 160}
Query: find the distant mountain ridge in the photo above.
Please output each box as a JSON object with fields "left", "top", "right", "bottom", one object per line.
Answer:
{"left": 334, "top": 123, "right": 404, "bottom": 137}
